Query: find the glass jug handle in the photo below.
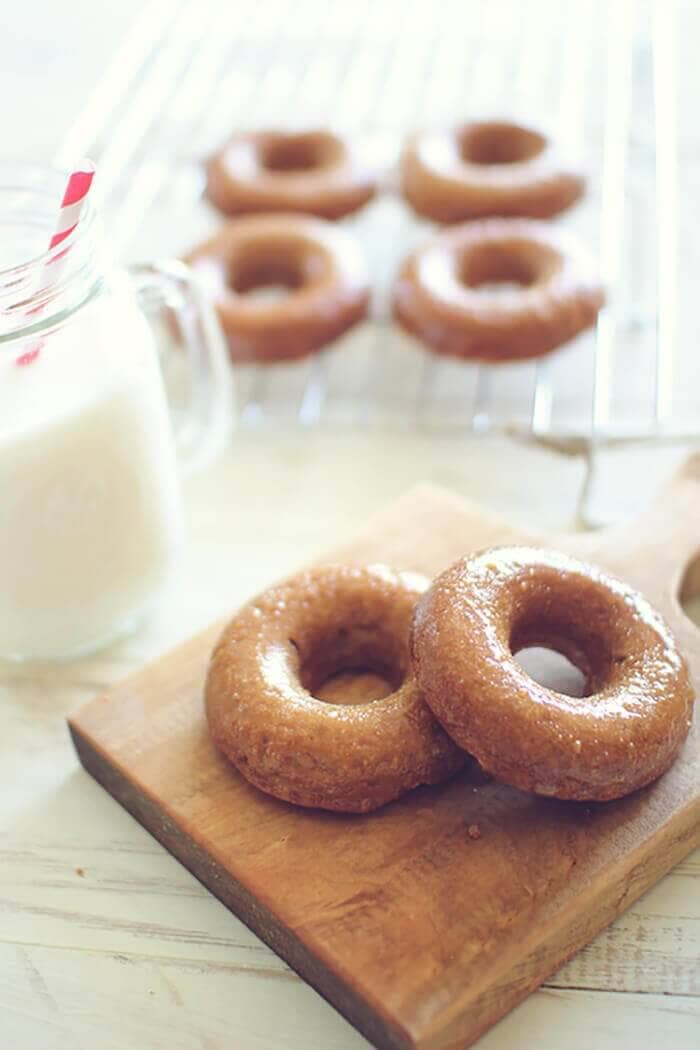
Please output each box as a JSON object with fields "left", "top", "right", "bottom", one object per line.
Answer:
{"left": 129, "top": 259, "right": 232, "bottom": 472}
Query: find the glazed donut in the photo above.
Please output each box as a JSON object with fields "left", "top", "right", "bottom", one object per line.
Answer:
{"left": 392, "top": 218, "right": 604, "bottom": 362}
{"left": 206, "top": 129, "right": 377, "bottom": 220}
{"left": 411, "top": 547, "right": 694, "bottom": 802}
{"left": 401, "top": 120, "right": 585, "bottom": 222}
{"left": 205, "top": 564, "right": 465, "bottom": 812}
{"left": 186, "top": 214, "right": 370, "bottom": 363}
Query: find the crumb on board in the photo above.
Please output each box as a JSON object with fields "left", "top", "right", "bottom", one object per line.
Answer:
{"left": 467, "top": 824, "right": 481, "bottom": 840}
{"left": 75, "top": 867, "right": 85, "bottom": 877}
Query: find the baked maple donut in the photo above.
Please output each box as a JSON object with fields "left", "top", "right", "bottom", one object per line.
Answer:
{"left": 392, "top": 218, "right": 604, "bottom": 362}
{"left": 206, "top": 130, "right": 377, "bottom": 219}
{"left": 206, "top": 564, "right": 465, "bottom": 812}
{"left": 411, "top": 548, "right": 694, "bottom": 802}
{"left": 186, "top": 214, "right": 370, "bottom": 363}
{"left": 401, "top": 120, "right": 585, "bottom": 222}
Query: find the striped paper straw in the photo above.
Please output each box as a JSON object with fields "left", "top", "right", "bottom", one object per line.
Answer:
{"left": 49, "top": 161, "right": 96, "bottom": 250}
{"left": 16, "top": 160, "right": 96, "bottom": 366}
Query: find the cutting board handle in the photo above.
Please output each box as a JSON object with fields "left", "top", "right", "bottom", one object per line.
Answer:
{"left": 581, "top": 452, "right": 700, "bottom": 606}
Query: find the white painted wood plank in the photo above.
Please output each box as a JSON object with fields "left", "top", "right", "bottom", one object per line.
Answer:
{"left": 1, "top": 943, "right": 697, "bottom": 1050}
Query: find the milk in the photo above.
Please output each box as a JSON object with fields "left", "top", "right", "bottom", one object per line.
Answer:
{"left": 0, "top": 284, "right": 184, "bottom": 659}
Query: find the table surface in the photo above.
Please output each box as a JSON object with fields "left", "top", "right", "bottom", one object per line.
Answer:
{"left": 1, "top": 3, "right": 698, "bottom": 1049}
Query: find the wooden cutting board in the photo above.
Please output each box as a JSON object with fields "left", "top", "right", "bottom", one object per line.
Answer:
{"left": 69, "top": 455, "right": 700, "bottom": 1050}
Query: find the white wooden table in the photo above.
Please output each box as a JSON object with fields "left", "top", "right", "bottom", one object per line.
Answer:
{"left": 1, "top": 3, "right": 698, "bottom": 1048}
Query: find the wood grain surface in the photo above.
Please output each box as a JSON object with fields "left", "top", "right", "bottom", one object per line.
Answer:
{"left": 68, "top": 455, "right": 700, "bottom": 1050}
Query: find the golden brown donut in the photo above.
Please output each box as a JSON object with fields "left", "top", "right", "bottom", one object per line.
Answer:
{"left": 401, "top": 120, "right": 585, "bottom": 222}
{"left": 392, "top": 218, "right": 604, "bottom": 362}
{"left": 411, "top": 547, "right": 694, "bottom": 802}
{"left": 206, "top": 129, "right": 377, "bottom": 220}
{"left": 186, "top": 214, "right": 370, "bottom": 363}
{"left": 205, "top": 564, "right": 465, "bottom": 812}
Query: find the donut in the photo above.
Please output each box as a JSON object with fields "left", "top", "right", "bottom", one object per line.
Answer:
{"left": 186, "top": 214, "right": 370, "bottom": 363}
{"left": 392, "top": 218, "right": 604, "bottom": 362}
{"left": 400, "top": 120, "right": 585, "bottom": 222}
{"left": 206, "top": 129, "right": 377, "bottom": 220}
{"left": 411, "top": 547, "right": 694, "bottom": 801}
{"left": 205, "top": 564, "right": 465, "bottom": 812}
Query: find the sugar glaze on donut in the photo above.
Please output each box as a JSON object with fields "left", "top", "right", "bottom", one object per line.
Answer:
{"left": 207, "top": 129, "right": 377, "bottom": 220}
{"left": 401, "top": 120, "right": 585, "bottom": 222}
{"left": 393, "top": 219, "right": 604, "bottom": 362}
{"left": 411, "top": 547, "right": 694, "bottom": 801}
{"left": 206, "top": 564, "right": 465, "bottom": 812}
{"left": 186, "top": 214, "right": 370, "bottom": 363}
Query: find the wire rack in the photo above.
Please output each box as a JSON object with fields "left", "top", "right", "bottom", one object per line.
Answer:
{"left": 55, "top": 0, "right": 688, "bottom": 462}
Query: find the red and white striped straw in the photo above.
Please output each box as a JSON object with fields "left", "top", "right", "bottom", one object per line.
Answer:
{"left": 16, "top": 159, "right": 96, "bottom": 366}
{"left": 48, "top": 161, "right": 96, "bottom": 251}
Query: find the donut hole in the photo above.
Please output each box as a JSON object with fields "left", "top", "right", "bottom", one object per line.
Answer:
{"left": 298, "top": 626, "right": 406, "bottom": 706}
{"left": 510, "top": 611, "right": 612, "bottom": 698}
{"left": 459, "top": 243, "right": 542, "bottom": 294}
{"left": 315, "top": 669, "right": 395, "bottom": 705}
{"left": 261, "top": 135, "right": 332, "bottom": 173}
{"left": 459, "top": 123, "right": 546, "bottom": 166}
{"left": 514, "top": 646, "right": 588, "bottom": 698}
{"left": 229, "top": 257, "right": 304, "bottom": 303}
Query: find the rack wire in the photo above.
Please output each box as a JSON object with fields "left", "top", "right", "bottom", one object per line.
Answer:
{"left": 56, "top": 0, "right": 686, "bottom": 478}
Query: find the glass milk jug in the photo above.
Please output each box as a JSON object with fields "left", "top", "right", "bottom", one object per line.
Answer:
{"left": 0, "top": 165, "right": 231, "bottom": 661}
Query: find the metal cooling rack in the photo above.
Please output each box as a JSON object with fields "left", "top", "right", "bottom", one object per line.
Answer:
{"left": 55, "top": 0, "right": 688, "bottom": 463}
